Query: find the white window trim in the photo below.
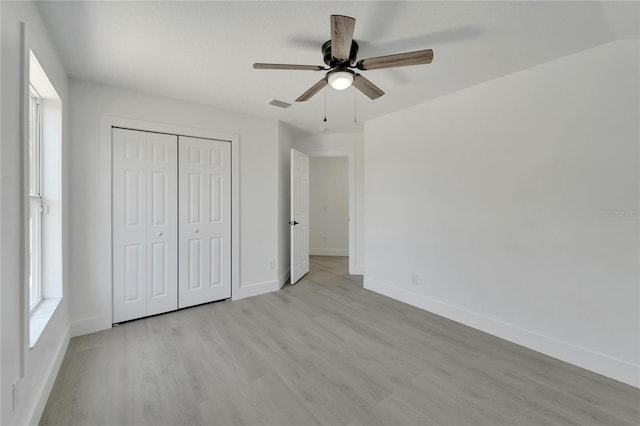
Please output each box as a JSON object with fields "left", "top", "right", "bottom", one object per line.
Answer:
{"left": 28, "top": 85, "right": 43, "bottom": 314}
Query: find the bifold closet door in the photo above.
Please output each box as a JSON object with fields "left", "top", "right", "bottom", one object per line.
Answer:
{"left": 178, "top": 136, "right": 231, "bottom": 308}
{"left": 112, "top": 128, "right": 178, "bottom": 323}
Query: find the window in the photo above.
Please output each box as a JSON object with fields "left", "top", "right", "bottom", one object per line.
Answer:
{"left": 28, "top": 50, "right": 63, "bottom": 348}
{"left": 28, "top": 84, "right": 43, "bottom": 312}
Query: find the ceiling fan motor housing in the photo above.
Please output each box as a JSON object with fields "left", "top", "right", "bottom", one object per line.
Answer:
{"left": 322, "top": 40, "right": 359, "bottom": 67}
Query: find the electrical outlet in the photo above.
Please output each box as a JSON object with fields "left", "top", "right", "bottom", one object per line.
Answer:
{"left": 269, "top": 259, "right": 276, "bottom": 270}
{"left": 411, "top": 274, "right": 419, "bottom": 286}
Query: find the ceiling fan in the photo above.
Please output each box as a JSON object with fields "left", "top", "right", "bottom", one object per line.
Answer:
{"left": 253, "top": 15, "right": 434, "bottom": 102}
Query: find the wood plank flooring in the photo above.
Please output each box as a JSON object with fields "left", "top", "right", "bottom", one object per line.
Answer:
{"left": 41, "top": 256, "right": 640, "bottom": 425}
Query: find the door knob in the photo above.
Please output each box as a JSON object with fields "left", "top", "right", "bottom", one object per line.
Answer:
{"left": 194, "top": 229, "right": 199, "bottom": 233}
{"left": 157, "top": 232, "right": 163, "bottom": 237}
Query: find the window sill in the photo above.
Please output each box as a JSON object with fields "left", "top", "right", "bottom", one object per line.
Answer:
{"left": 30, "top": 297, "right": 62, "bottom": 349}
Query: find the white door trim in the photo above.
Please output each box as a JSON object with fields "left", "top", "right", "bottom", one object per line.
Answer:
{"left": 100, "top": 116, "right": 240, "bottom": 328}
{"left": 305, "top": 150, "right": 357, "bottom": 275}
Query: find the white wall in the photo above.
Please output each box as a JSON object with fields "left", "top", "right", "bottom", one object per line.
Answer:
{"left": 277, "top": 122, "right": 293, "bottom": 287}
{"left": 364, "top": 40, "right": 639, "bottom": 387}
{"left": 68, "top": 79, "right": 281, "bottom": 336}
{"left": 309, "top": 157, "right": 349, "bottom": 256}
{"left": 294, "top": 132, "right": 365, "bottom": 274}
{"left": 1, "top": 2, "right": 71, "bottom": 424}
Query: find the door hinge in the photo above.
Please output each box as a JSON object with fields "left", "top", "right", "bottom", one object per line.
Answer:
{"left": 289, "top": 220, "right": 299, "bottom": 226}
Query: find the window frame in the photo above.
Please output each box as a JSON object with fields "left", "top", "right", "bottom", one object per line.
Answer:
{"left": 28, "top": 84, "right": 43, "bottom": 313}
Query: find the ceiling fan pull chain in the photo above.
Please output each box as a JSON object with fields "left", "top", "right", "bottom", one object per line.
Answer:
{"left": 323, "top": 87, "right": 327, "bottom": 122}
{"left": 354, "top": 87, "right": 357, "bottom": 124}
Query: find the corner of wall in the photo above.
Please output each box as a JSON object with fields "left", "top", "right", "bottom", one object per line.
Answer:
{"left": 351, "top": 265, "right": 365, "bottom": 276}
{"left": 70, "top": 315, "right": 105, "bottom": 338}
{"left": 235, "top": 280, "right": 281, "bottom": 300}
{"left": 279, "top": 269, "right": 290, "bottom": 288}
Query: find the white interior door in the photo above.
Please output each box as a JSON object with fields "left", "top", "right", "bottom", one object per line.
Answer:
{"left": 178, "top": 136, "right": 231, "bottom": 308}
{"left": 112, "top": 128, "right": 178, "bottom": 323}
{"left": 290, "top": 149, "right": 309, "bottom": 284}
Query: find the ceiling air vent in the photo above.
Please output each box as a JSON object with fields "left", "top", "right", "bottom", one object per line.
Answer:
{"left": 268, "top": 99, "right": 292, "bottom": 109}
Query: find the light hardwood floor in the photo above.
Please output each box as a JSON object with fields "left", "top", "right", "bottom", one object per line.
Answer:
{"left": 41, "top": 256, "right": 639, "bottom": 426}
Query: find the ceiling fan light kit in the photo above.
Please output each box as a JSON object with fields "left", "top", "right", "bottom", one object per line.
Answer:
{"left": 327, "top": 69, "right": 354, "bottom": 90}
{"left": 253, "top": 14, "right": 434, "bottom": 102}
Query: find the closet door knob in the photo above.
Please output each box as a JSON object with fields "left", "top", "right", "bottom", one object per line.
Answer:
{"left": 157, "top": 232, "right": 163, "bottom": 237}
{"left": 194, "top": 229, "right": 199, "bottom": 234}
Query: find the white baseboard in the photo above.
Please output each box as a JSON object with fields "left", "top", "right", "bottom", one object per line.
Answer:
{"left": 28, "top": 326, "right": 70, "bottom": 426}
{"left": 310, "top": 248, "right": 349, "bottom": 256}
{"left": 71, "top": 315, "right": 106, "bottom": 337}
{"left": 72, "top": 279, "right": 283, "bottom": 336}
{"left": 234, "top": 279, "right": 280, "bottom": 300}
{"left": 364, "top": 277, "right": 640, "bottom": 388}
{"left": 279, "top": 269, "right": 291, "bottom": 288}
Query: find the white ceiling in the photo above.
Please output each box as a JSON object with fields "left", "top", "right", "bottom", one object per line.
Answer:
{"left": 36, "top": 1, "right": 638, "bottom": 134}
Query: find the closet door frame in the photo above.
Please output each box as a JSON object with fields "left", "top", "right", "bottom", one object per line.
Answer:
{"left": 100, "top": 117, "right": 239, "bottom": 328}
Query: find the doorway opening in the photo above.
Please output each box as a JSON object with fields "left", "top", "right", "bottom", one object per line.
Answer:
{"left": 309, "top": 156, "right": 350, "bottom": 257}
{"left": 309, "top": 156, "right": 350, "bottom": 283}
{"left": 289, "top": 148, "right": 357, "bottom": 286}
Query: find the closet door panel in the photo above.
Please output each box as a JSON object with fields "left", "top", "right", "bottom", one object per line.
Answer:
{"left": 113, "top": 128, "right": 148, "bottom": 323}
{"left": 113, "top": 128, "right": 178, "bottom": 323}
{"left": 146, "top": 133, "right": 178, "bottom": 316}
{"left": 179, "top": 136, "right": 231, "bottom": 308}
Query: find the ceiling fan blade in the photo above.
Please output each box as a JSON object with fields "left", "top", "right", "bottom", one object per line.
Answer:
{"left": 353, "top": 74, "right": 385, "bottom": 100}
{"left": 331, "top": 15, "right": 356, "bottom": 62}
{"left": 295, "top": 78, "right": 328, "bottom": 102}
{"left": 253, "top": 63, "right": 326, "bottom": 71}
{"left": 356, "top": 49, "right": 434, "bottom": 70}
